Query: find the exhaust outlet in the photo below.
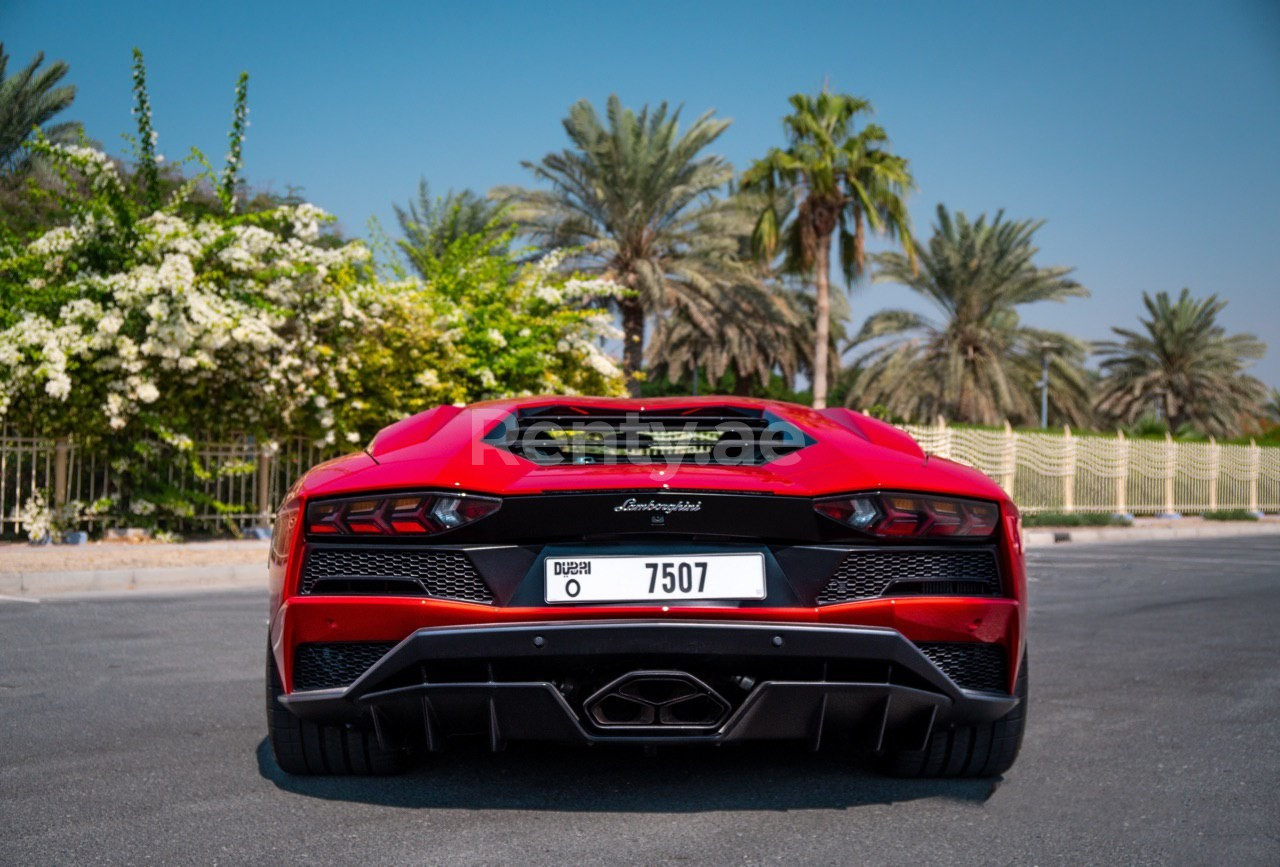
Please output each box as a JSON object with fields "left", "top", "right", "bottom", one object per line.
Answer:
{"left": 584, "top": 671, "right": 730, "bottom": 730}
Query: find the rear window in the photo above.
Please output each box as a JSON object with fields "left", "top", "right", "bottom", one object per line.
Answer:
{"left": 482, "top": 405, "right": 814, "bottom": 466}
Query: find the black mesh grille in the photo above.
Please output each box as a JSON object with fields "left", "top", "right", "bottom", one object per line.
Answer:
{"left": 301, "top": 548, "right": 493, "bottom": 603}
{"left": 293, "top": 642, "right": 397, "bottom": 691}
{"left": 814, "top": 549, "right": 1000, "bottom": 605}
{"left": 916, "top": 642, "right": 1007, "bottom": 693}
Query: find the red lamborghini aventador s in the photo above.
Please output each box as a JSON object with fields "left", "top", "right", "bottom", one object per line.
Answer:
{"left": 266, "top": 397, "right": 1027, "bottom": 776}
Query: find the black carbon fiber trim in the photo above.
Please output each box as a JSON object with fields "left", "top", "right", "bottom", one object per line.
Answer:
{"left": 814, "top": 549, "right": 1000, "bottom": 605}
{"left": 293, "top": 642, "right": 397, "bottom": 691}
{"left": 916, "top": 642, "right": 1007, "bottom": 693}
{"left": 301, "top": 547, "right": 493, "bottom": 603}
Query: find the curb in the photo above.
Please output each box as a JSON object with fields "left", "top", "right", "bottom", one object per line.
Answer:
{"left": 1023, "top": 522, "right": 1280, "bottom": 548}
{"left": 1, "top": 563, "right": 266, "bottom": 598}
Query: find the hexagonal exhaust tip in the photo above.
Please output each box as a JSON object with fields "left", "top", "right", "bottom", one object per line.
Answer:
{"left": 584, "top": 671, "right": 730, "bottom": 730}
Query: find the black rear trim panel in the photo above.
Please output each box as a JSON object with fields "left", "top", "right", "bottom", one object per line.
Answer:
{"left": 279, "top": 621, "right": 1018, "bottom": 748}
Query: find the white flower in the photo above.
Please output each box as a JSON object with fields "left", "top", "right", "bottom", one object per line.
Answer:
{"left": 534, "top": 286, "right": 562, "bottom": 305}
{"left": 44, "top": 373, "right": 72, "bottom": 400}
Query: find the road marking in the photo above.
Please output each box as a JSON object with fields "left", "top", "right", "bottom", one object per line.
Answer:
{"left": 0, "top": 594, "right": 40, "bottom": 604}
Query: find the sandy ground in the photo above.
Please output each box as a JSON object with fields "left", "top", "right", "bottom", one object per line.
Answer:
{"left": 0, "top": 539, "right": 269, "bottom": 574}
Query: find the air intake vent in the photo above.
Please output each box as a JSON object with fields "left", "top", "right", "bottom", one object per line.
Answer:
{"left": 814, "top": 549, "right": 1000, "bottom": 605}
{"left": 301, "top": 548, "right": 493, "bottom": 603}
{"left": 483, "top": 405, "right": 813, "bottom": 466}
{"left": 293, "top": 642, "right": 396, "bottom": 691}
{"left": 916, "top": 642, "right": 1007, "bottom": 693}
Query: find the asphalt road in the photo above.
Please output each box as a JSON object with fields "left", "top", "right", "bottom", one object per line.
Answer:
{"left": 1, "top": 536, "right": 1278, "bottom": 866}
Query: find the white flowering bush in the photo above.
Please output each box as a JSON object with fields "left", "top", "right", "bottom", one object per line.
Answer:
{"left": 15, "top": 491, "right": 104, "bottom": 543}
{"left": 0, "top": 143, "right": 378, "bottom": 447}
{"left": 1, "top": 44, "right": 624, "bottom": 534}
{"left": 0, "top": 141, "right": 624, "bottom": 531}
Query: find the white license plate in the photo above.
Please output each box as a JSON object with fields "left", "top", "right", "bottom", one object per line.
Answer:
{"left": 544, "top": 553, "right": 766, "bottom": 603}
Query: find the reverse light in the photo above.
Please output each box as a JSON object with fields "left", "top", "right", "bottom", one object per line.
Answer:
{"left": 306, "top": 492, "right": 501, "bottom": 536}
{"left": 814, "top": 492, "right": 999, "bottom": 538}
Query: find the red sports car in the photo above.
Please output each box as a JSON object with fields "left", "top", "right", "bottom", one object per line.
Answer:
{"left": 266, "top": 397, "right": 1027, "bottom": 776}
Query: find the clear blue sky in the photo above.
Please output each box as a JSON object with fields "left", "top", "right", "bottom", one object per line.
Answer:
{"left": 5, "top": 0, "right": 1279, "bottom": 389}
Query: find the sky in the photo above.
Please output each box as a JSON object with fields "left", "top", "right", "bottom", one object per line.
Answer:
{"left": 4, "top": 0, "right": 1279, "bottom": 389}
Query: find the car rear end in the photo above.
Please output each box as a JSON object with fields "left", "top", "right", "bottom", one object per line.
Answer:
{"left": 265, "top": 399, "right": 1027, "bottom": 776}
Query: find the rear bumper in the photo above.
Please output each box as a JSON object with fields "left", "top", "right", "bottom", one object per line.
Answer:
{"left": 277, "top": 620, "right": 1018, "bottom": 749}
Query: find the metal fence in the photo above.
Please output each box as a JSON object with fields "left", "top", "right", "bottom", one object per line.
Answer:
{"left": 902, "top": 420, "right": 1279, "bottom": 515}
{"left": 3, "top": 420, "right": 1278, "bottom": 535}
{"left": 0, "top": 428, "right": 332, "bottom": 536}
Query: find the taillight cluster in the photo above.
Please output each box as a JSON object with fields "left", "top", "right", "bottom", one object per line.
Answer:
{"left": 306, "top": 492, "right": 501, "bottom": 536}
{"left": 814, "top": 492, "right": 999, "bottom": 538}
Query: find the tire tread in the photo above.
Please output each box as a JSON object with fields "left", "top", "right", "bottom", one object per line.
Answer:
{"left": 881, "top": 651, "right": 1028, "bottom": 778}
{"left": 265, "top": 648, "right": 411, "bottom": 776}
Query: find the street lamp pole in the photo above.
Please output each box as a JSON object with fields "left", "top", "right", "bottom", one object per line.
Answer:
{"left": 1038, "top": 344, "right": 1052, "bottom": 428}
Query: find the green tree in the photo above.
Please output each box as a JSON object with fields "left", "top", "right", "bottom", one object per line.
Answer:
{"left": 355, "top": 228, "right": 624, "bottom": 424}
{"left": 1094, "top": 289, "right": 1266, "bottom": 437}
{"left": 494, "top": 95, "right": 744, "bottom": 396}
{"left": 0, "top": 44, "right": 79, "bottom": 173}
{"left": 395, "top": 179, "right": 504, "bottom": 267}
{"left": 648, "top": 281, "right": 807, "bottom": 395}
{"left": 1265, "top": 387, "right": 1280, "bottom": 422}
{"left": 646, "top": 188, "right": 834, "bottom": 397}
{"left": 743, "top": 91, "right": 915, "bottom": 409}
{"left": 846, "top": 206, "right": 1092, "bottom": 426}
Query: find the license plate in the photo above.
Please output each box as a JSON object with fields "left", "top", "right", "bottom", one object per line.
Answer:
{"left": 544, "top": 553, "right": 766, "bottom": 603}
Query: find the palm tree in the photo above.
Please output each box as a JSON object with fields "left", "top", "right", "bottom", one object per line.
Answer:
{"left": 395, "top": 179, "right": 504, "bottom": 268}
{"left": 647, "top": 280, "right": 810, "bottom": 395}
{"left": 1265, "top": 388, "right": 1280, "bottom": 423}
{"left": 742, "top": 91, "right": 915, "bottom": 409}
{"left": 0, "top": 44, "right": 79, "bottom": 173}
{"left": 1094, "top": 289, "right": 1266, "bottom": 437}
{"left": 846, "top": 206, "right": 1092, "bottom": 426}
{"left": 493, "top": 95, "right": 742, "bottom": 396}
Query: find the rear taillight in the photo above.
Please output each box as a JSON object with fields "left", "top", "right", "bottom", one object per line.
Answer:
{"left": 305, "top": 492, "right": 501, "bottom": 536}
{"left": 814, "top": 492, "right": 999, "bottom": 538}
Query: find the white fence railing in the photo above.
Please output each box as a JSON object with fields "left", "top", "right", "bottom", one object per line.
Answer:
{"left": 2, "top": 420, "right": 1278, "bottom": 534}
{"left": 901, "top": 419, "right": 1279, "bottom": 515}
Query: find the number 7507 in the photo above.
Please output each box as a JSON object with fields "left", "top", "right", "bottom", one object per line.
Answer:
{"left": 646, "top": 561, "right": 708, "bottom": 594}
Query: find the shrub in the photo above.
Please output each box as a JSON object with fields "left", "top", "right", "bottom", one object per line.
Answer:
{"left": 1198, "top": 509, "right": 1259, "bottom": 522}
{"left": 1021, "top": 512, "right": 1133, "bottom": 527}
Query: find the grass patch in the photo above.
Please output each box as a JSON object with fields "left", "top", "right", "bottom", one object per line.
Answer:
{"left": 1197, "top": 509, "right": 1259, "bottom": 522}
{"left": 1022, "top": 512, "right": 1133, "bottom": 528}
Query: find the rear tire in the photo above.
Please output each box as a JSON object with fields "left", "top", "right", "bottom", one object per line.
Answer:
{"left": 880, "top": 651, "right": 1028, "bottom": 778}
{"left": 265, "top": 648, "right": 411, "bottom": 775}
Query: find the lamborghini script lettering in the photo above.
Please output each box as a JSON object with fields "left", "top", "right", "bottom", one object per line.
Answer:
{"left": 613, "top": 498, "right": 703, "bottom": 514}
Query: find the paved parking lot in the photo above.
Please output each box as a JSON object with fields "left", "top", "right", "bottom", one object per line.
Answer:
{"left": 1, "top": 536, "right": 1277, "bottom": 865}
